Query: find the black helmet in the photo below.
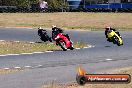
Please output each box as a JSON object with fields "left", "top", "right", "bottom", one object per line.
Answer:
{"left": 52, "top": 25, "right": 57, "bottom": 31}
{"left": 105, "top": 26, "right": 111, "bottom": 30}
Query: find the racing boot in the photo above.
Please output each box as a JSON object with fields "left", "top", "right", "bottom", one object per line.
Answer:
{"left": 107, "top": 38, "right": 112, "bottom": 42}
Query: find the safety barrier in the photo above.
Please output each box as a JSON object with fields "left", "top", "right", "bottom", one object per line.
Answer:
{"left": 86, "top": 3, "right": 132, "bottom": 9}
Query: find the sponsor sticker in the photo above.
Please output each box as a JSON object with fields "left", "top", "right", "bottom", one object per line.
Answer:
{"left": 76, "top": 67, "right": 131, "bottom": 85}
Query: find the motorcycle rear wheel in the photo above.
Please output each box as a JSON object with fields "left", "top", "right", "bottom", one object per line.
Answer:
{"left": 58, "top": 41, "right": 67, "bottom": 51}
{"left": 40, "top": 37, "right": 47, "bottom": 42}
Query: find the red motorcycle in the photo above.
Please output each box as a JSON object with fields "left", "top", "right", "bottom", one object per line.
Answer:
{"left": 54, "top": 33, "right": 74, "bottom": 51}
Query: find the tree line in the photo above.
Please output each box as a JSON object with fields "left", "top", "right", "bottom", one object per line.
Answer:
{"left": 0, "top": 0, "right": 66, "bottom": 8}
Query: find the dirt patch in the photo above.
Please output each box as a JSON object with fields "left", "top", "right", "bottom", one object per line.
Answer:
{"left": 0, "top": 69, "right": 23, "bottom": 75}
{"left": 0, "top": 13, "right": 132, "bottom": 30}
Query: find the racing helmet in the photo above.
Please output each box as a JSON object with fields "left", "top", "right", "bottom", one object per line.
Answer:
{"left": 105, "top": 26, "right": 111, "bottom": 30}
{"left": 52, "top": 25, "right": 57, "bottom": 31}
{"left": 38, "top": 27, "right": 42, "bottom": 30}
{"left": 52, "top": 25, "right": 57, "bottom": 28}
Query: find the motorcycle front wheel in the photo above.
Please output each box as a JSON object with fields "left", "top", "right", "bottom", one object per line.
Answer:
{"left": 69, "top": 44, "right": 74, "bottom": 50}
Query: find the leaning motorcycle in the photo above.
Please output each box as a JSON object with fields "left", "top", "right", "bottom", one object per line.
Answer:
{"left": 38, "top": 31, "right": 52, "bottom": 42}
{"left": 107, "top": 30, "right": 123, "bottom": 46}
{"left": 53, "top": 33, "right": 74, "bottom": 51}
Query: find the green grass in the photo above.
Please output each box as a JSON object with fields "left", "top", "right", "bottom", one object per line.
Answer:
{"left": 0, "top": 41, "right": 88, "bottom": 54}
{"left": 0, "top": 13, "right": 132, "bottom": 31}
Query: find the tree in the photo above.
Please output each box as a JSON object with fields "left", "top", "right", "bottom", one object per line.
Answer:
{"left": 0, "top": 0, "right": 17, "bottom": 6}
{"left": 0, "top": 0, "right": 67, "bottom": 9}
{"left": 47, "top": 0, "right": 66, "bottom": 9}
{"left": 16, "top": 0, "right": 30, "bottom": 7}
{"left": 0, "top": 0, "right": 38, "bottom": 7}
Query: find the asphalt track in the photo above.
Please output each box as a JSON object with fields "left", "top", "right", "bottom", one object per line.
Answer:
{"left": 0, "top": 28, "right": 132, "bottom": 88}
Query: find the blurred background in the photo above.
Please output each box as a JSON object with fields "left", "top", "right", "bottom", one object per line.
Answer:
{"left": 0, "top": 0, "right": 132, "bottom": 12}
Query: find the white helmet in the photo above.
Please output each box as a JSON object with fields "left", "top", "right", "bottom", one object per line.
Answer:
{"left": 38, "top": 27, "right": 42, "bottom": 29}
{"left": 52, "top": 25, "right": 57, "bottom": 28}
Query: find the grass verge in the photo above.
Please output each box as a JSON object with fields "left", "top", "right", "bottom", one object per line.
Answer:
{"left": 0, "top": 41, "right": 88, "bottom": 55}
{"left": 42, "top": 67, "right": 132, "bottom": 88}
{"left": 0, "top": 13, "right": 132, "bottom": 31}
{"left": 0, "top": 69, "right": 23, "bottom": 75}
